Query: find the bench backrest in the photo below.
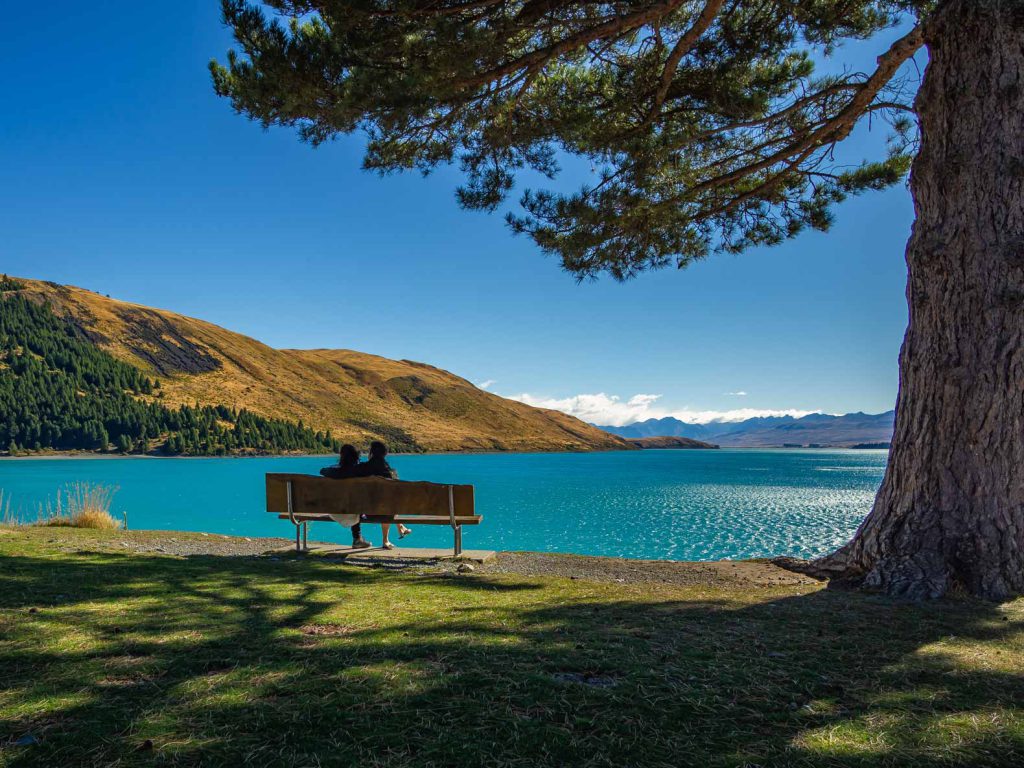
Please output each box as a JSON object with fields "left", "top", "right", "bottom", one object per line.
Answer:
{"left": 265, "top": 473, "right": 474, "bottom": 518}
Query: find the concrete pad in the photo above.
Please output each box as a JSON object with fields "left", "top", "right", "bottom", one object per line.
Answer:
{"left": 289, "top": 543, "right": 497, "bottom": 564}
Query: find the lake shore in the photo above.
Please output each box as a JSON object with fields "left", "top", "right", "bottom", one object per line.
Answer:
{"left": 6, "top": 526, "right": 817, "bottom": 589}
{"left": 0, "top": 445, "right": 887, "bottom": 461}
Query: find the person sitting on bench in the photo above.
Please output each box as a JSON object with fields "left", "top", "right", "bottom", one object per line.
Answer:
{"left": 360, "top": 440, "right": 411, "bottom": 549}
{"left": 319, "top": 444, "right": 372, "bottom": 549}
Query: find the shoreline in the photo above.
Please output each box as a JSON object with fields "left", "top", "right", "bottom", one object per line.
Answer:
{"left": 1, "top": 526, "right": 819, "bottom": 588}
{"left": 0, "top": 446, "right": 887, "bottom": 461}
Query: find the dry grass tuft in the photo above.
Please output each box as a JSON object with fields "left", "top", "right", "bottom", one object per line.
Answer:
{"left": 0, "top": 490, "right": 16, "bottom": 527}
{"left": 67, "top": 508, "right": 122, "bottom": 530}
{"left": 37, "top": 483, "right": 121, "bottom": 529}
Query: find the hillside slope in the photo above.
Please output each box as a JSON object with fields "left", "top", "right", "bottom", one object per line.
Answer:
{"left": 14, "top": 278, "right": 627, "bottom": 453}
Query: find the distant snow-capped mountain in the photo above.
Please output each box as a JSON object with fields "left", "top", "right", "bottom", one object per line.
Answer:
{"left": 595, "top": 411, "right": 894, "bottom": 448}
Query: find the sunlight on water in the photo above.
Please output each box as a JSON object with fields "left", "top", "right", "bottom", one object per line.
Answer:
{"left": 0, "top": 449, "right": 887, "bottom": 561}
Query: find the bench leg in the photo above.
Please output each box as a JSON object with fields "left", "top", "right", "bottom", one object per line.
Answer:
{"left": 303, "top": 522, "right": 309, "bottom": 551}
{"left": 454, "top": 525, "right": 462, "bottom": 557}
{"left": 287, "top": 479, "right": 303, "bottom": 553}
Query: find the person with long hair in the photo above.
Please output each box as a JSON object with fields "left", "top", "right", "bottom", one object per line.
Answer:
{"left": 319, "top": 443, "right": 372, "bottom": 548}
{"left": 358, "top": 440, "right": 411, "bottom": 549}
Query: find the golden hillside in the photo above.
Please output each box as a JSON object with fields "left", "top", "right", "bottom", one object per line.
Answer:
{"left": 17, "top": 278, "right": 628, "bottom": 453}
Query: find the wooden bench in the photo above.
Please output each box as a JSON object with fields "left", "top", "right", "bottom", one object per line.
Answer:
{"left": 265, "top": 473, "right": 479, "bottom": 555}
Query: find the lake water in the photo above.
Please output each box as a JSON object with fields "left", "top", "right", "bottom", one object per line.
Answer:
{"left": 0, "top": 449, "right": 888, "bottom": 561}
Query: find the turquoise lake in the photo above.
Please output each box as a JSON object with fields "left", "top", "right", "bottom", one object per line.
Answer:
{"left": 0, "top": 449, "right": 888, "bottom": 561}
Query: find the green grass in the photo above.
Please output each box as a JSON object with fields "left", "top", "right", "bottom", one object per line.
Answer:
{"left": 1, "top": 529, "right": 1023, "bottom": 766}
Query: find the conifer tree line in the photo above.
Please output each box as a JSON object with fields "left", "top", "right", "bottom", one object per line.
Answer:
{"left": 0, "top": 291, "right": 340, "bottom": 456}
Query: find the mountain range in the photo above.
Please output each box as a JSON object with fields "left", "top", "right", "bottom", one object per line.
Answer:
{"left": 5, "top": 277, "right": 627, "bottom": 453}
{"left": 597, "top": 411, "right": 894, "bottom": 448}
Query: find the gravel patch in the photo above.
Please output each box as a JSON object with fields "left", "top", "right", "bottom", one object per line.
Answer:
{"left": 117, "top": 533, "right": 293, "bottom": 557}
{"left": 38, "top": 529, "right": 293, "bottom": 558}
{"left": 476, "top": 551, "right": 819, "bottom": 588}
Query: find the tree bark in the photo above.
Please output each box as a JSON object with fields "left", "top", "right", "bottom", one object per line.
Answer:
{"left": 816, "top": 0, "right": 1024, "bottom": 600}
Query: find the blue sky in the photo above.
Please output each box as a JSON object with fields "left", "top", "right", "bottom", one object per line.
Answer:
{"left": 1, "top": 3, "right": 920, "bottom": 425}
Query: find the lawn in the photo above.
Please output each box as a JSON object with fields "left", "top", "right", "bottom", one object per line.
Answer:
{"left": 1, "top": 528, "right": 1023, "bottom": 766}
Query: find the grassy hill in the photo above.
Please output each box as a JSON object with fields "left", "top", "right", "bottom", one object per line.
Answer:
{"left": 10, "top": 277, "right": 627, "bottom": 453}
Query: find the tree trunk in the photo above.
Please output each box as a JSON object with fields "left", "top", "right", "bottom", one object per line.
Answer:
{"left": 824, "top": 0, "right": 1024, "bottom": 600}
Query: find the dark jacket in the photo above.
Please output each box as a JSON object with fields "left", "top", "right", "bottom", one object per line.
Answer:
{"left": 356, "top": 456, "right": 398, "bottom": 480}
{"left": 319, "top": 464, "right": 361, "bottom": 479}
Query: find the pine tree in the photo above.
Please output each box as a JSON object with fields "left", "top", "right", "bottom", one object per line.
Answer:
{"left": 95, "top": 423, "right": 110, "bottom": 451}
{"left": 213, "top": 0, "right": 1024, "bottom": 600}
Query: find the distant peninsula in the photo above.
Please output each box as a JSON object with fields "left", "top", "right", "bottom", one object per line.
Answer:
{"left": 626, "top": 436, "right": 719, "bottom": 450}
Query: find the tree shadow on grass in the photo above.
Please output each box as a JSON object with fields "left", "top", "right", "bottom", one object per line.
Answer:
{"left": 0, "top": 550, "right": 1022, "bottom": 766}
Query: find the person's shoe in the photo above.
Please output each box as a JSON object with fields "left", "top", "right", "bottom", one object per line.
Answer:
{"left": 381, "top": 541, "right": 396, "bottom": 550}
{"left": 351, "top": 538, "right": 372, "bottom": 549}
{"left": 398, "top": 525, "right": 412, "bottom": 539}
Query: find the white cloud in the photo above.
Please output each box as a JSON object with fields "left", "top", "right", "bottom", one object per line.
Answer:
{"left": 626, "top": 393, "right": 662, "bottom": 408}
{"left": 477, "top": 379, "right": 497, "bottom": 390}
{"left": 505, "top": 392, "right": 662, "bottom": 427}
{"left": 725, "top": 391, "right": 748, "bottom": 397}
{"left": 504, "top": 391, "right": 817, "bottom": 427}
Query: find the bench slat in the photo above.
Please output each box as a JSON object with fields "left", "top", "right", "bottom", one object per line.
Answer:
{"left": 276, "top": 514, "right": 482, "bottom": 525}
